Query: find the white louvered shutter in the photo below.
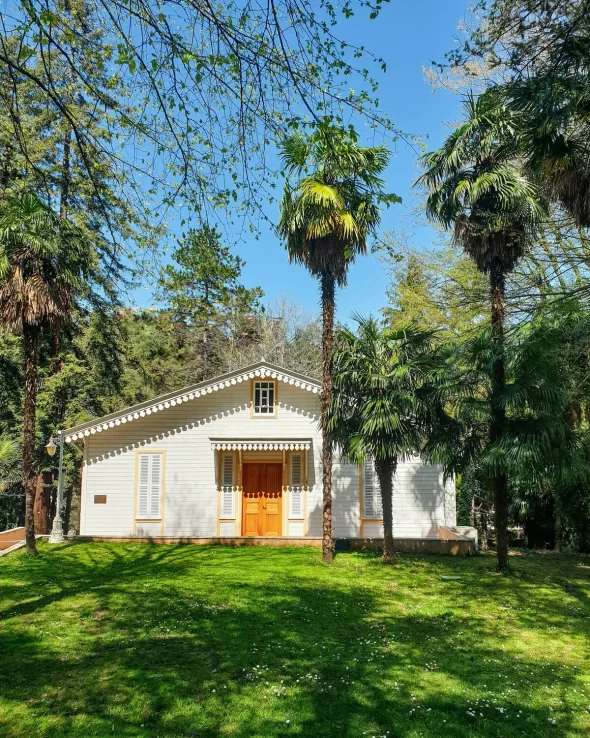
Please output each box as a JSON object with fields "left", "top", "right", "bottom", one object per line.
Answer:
{"left": 138, "top": 454, "right": 150, "bottom": 517}
{"left": 138, "top": 453, "right": 162, "bottom": 518}
{"left": 363, "top": 460, "right": 382, "bottom": 518}
{"left": 150, "top": 454, "right": 162, "bottom": 517}
{"left": 221, "top": 454, "right": 235, "bottom": 518}
{"left": 290, "top": 454, "right": 303, "bottom": 518}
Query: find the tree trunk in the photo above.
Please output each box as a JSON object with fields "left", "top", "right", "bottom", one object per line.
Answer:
{"left": 375, "top": 457, "right": 396, "bottom": 563}
{"left": 67, "top": 465, "right": 83, "bottom": 535}
{"left": 320, "top": 273, "right": 335, "bottom": 563}
{"left": 554, "top": 503, "right": 562, "bottom": 552}
{"left": 23, "top": 322, "right": 40, "bottom": 554}
{"left": 33, "top": 471, "right": 53, "bottom": 534}
{"left": 60, "top": 127, "right": 71, "bottom": 220}
{"left": 489, "top": 264, "right": 509, "bottom": 572}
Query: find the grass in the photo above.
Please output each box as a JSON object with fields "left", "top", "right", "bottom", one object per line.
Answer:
{"left": 0, "top": 543, "right": 589, "bottom": 738}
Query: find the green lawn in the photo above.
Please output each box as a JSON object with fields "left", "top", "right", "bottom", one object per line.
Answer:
{"left": 0, "top": 544, "right": 589, "bottom": 738}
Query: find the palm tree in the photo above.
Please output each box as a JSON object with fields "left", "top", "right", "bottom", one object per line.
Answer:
{"left": 327, "top": 317, "right": 434, "bottom": 562}
{"left": 424, "top": 322, "right": 573, "bottom": 551}
{"left": 278, "top": 126, "right": 393, "bottom": 562}
{"left": 0, "top": 192, "right": 92, "bottom": 553}
{"left": 493, "top": 22, "right": 590, "bottom": 228}
{"left": 416, "top": 94, "right": 547, "bottom": 571}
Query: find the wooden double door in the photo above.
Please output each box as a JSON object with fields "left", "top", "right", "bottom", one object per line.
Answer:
{"left": 242, "top": 463, "right": 283, "bottom": 536}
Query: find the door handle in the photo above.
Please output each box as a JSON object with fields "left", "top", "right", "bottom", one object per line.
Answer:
{"left": 263, "top": 505, "right": 267, "bottom": 509}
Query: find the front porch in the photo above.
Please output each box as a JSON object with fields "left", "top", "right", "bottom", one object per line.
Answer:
{"left": 212, "top": 440, "right": 312, "bottom": 538}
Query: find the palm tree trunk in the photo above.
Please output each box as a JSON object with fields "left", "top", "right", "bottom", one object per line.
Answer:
{"left": 489, "top": 263, "right": 509, "bottom": 572}
{"left": 23, "top": 322, "right": 40, "bottom": 554}
{"left": 320, "top": 272, "right": 335, "bottom": 563}
{"left": 375, "top": 457, "right": 396, "bottom": 563}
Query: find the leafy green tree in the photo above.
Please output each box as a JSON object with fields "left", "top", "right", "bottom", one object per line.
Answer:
{"left": 1, "top": 1, "right": 398, "bottom": 228}
{"left": 417, "top": 94, "right": 547, "bottom": 571}
{"left": 158, "top": 226, "right": 263, "bottom": 381}
{"left": 278, "top": 126, "right": 395, "bottom": 562}
{"left": 379, "top": 237, "right": 488, "bottom": 337}
{"left": 0, "top": 192, "right": 94, "bottom": 552}
{"left": 328, "top": 317, "right": 435, "bottom": 562}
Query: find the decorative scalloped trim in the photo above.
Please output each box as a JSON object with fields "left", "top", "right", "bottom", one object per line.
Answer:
{"left": 211, "top": 441, "right": 311, "bottom": 451}
{"left": 65, "top": 368, "right": 319, "bottom": 443}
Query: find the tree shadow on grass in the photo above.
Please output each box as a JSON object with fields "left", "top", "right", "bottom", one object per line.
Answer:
{"left": 0, "top": 544, "right": 588, "bottom": 737}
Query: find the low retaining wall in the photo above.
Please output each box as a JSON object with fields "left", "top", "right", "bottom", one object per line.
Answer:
{"left": 74, "top": 534, "right": 475, "bottom": 555}
{"left": 337, "top": 536, "right": 476, "bottom": 556}
{"left": 0, "top": 527, "right": 25, "bottom": 551}
{"left": 76, "top": 535, "right": 323, "bottom": 548}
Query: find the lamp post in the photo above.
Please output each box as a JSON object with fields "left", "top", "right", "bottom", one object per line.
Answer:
{"left": 47, "top": 431, "right": 65, "bottom": 543}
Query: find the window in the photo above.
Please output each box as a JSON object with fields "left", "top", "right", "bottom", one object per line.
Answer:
{"left": 253, "top": 380, "right": 276, "bottom": 415}
{"left": 137, "top": 453, "right": 163, "bottom": 519}
{"left": 289, "top": 453, "right": 304, "bottom": 518}
{"left": 220, "top": 453, "right": 235, "bottom": 518}
{"left": 362, "top": 460, "right": 383, "bottom": 519}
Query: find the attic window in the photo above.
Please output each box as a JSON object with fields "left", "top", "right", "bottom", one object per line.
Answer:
{"left": 253, "top": 381, "right": 276, "bottom": 415}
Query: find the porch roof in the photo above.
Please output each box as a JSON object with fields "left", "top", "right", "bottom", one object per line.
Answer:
{"left": 211, "top": 439, "right": 312, "bottom": 451}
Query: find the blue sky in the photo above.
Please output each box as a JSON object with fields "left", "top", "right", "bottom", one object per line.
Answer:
{"left": 134, "top": 0, "right": 469, "bottom": 322}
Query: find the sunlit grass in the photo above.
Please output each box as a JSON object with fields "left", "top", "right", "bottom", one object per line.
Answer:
{"left": 0, "top": 543, "right": 589, "bottom": 737}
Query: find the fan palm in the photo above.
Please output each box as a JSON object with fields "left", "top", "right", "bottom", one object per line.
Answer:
{"left": 491, "top": 11, "right": 590, "bottom": 228}
{"left": 416, "top": 94, "right": 548, "bottom": 571}
{"left": 0, "top": 192, "right": 92, "bottom": 553}
{"left": 278, "top": 126, "right": 394, "bottom": 563}
{"left": 328, "top": 317, "right": 435, "bottom": 563}
{"left": 424, "top": 322, "right": 568, "bottom": 562}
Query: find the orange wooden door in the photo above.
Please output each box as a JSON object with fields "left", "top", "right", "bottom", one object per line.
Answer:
{"left": 242, "top": 463, "right": 283, "bottom": 536}
{"left": 261, "top": 464, "right": 283, "bottom": 536}
{"left": 242, "top": 464, "right": 262, "bottom": 536}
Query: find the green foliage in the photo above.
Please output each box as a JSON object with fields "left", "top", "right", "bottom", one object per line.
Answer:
{"left": 418, "top": 93, "right": 547, "bottom": 275}
{"left": 328, "top": 316, "right": 435, "bottom": 463}
{"left": 425, "top": 326, "right": 571, "bottom": 483}
{"left": 0, "top": 192, "right": 96, "bottom": 329}
{"left": 1, "top": 1, "right": 403, "bottom": 229}
{"left": 157, "top": 226, "right": 263, "bottom": 381}
{"left": 0, "top": 436, "right": 19, "bottom": 493}
{"left": 279, "top": 126, "right": 395, "bottom": 286}
{"left": 448, "top": 2, "right": 590, "bottom": 228}
{"left": 380, "top": 238, "right": 488, "bottom": 337}
{"left": 159, "top": 226, "right": 263, "bottom": 327}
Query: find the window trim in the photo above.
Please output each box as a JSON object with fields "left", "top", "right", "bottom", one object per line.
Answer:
{"left": 250, "top": 378, "right": 278, "bottom": 418}
{"left": 133, "top": 450, "right": 166, "bottom": 535}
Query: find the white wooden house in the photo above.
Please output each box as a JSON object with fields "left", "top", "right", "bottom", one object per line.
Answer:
{"left": 64, "top": 361, "right": 459, "bottom": 544}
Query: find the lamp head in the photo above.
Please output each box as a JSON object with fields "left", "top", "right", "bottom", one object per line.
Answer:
{"left": 46, "top": 437, "right": 57, "bottom": 457}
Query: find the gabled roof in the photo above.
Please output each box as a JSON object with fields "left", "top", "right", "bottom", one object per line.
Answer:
{"left": 64, "top": 361, "right": 321, "bottom": 443}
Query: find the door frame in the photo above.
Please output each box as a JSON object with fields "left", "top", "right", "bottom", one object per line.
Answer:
{"left": 241, "top": 461, "right": 284, "bottom": 536}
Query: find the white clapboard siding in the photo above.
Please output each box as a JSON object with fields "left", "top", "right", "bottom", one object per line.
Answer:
{"left": 79, "top": 375, "right": 455, "bottom": 539}
{"left": 135, "top": 522, "right": 161, "bottom": 537}
{"left": 289, "top": 453, "right": 303, "bottom": 518}
{"left": 81, "top": 381, "right": 322, "bottom": 537}
{"left": 221, "top": 454, "right": 235, "bottom": 518}
{"left": 362, "top": 460, "right": 382, "bottom": 519}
